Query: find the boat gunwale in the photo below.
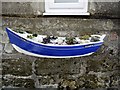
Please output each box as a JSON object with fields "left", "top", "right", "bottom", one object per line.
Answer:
{"left": 6, "top": 27, "right": 104, "bottom": 47}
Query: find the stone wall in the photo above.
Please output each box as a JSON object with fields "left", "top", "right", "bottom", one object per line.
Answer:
{"left": 2, "top": 2, "right": 44, "bottom": 16}
{"left": 2, "top": 1, "right": 120, "bottom": 18}
{"left": 1, "top": 1, "right": 120, "bottom": 89}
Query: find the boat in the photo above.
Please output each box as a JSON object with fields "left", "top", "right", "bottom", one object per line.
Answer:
{"left": 6, "top": 28, "right": 106, "bottom": 58}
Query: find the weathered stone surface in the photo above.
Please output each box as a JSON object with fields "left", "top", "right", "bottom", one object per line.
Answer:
{"left": 57, "top": 71, "right": 120, "bottom": 89}
{"left": 2, "top": 53, "right": 25, "bottom": 60}
{"left": 2, "top": 77, "right": 35, "bottom": 88}
{"left": 0, "top": 34, "right": 2, "bottom": 43}
{"left": 89, "top": 2, "right": 119, "bottom": 18}
{"left": 0, "top": 43, "right": 3, "bottom": 66}
{"left": 39, "top": 84, "right": 58, "bottom": 89}
{"left": 0, "top": 20, "right": 2, "bottom": 27}
{"left": 4, "top": 43, "right": 13, "bottom": 53}
{"left": 0, "top": 69, "right": 2, "bottom": 76}
{"left": 2, "top": 32, "right": 9, "bottom": 44}
{"left": 2, "top": 17, "right": 119, "bottom": 37}
{"left": 0, "top": 54, "right": 2, "bottom": 66}
{"left": 0, "top": 27, "right": 5, "bottom": 35}
{"left": 87, "top": 56, "right": 119, "bottom": 72}
{"left": 2, "top": 58, "right": 32, "bottom": 76}
{"left": 2, "top": 1, "right": 120, "bottom": 18}
{"left": 0, "top": 43, "right": 2, "bottom": 53}
{"left": 0, "top": 27, "right": 4, "bottom": 44}
{"left": 34, "top": 52, "right": 119, "bottom": 88}
{"left": 2, "top": 2, "right": 43, "bottom": 16}
{"left": 35, "top": 58, "right": 85, "bottom": 75}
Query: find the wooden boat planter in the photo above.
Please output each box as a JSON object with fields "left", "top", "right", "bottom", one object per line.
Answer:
{"left": 6, "top": 28, "right": 106, "bottom": 58}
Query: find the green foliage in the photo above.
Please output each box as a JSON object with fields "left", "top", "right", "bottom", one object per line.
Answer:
{"left": 66, "top": 37, "right": 76, "bottom": 45}
{"left": 27, "top": 34, "right": 38, "bottom": 39}
{"left": 80, "top": 35, "right": 90, "bottom": 40}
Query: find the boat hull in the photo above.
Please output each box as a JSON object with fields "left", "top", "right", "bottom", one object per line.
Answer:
{"left": 12, "top": 44, "right": 94, "bottom": 58}
{"left": 6, "top": 28, "right": 103, "bottom": 58}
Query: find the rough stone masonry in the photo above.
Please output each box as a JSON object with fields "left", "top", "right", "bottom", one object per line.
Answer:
{"left": 1, "top": 1, "right": 120, "bottom": 90}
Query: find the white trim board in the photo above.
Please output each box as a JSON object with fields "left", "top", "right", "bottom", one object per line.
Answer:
{"left": 44, "top": 0, "right": 89, "bottom": 15}
{"left": 43, "top": 12, "right": 90, "bottom": 15}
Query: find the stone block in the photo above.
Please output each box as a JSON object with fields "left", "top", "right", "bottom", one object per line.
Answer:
{"left": 0, "top": 27, "right": 6, "bottom": 34}
{"left": 89, "top": 2, "right": 119, "bottom": 18}
{"left": 2, "top": 58, "right": 32, "bottom": 76}
{"left": 2, "top": 53, "right": 24, "bottom": 60}
{"left": 2, "top": 17, "right": 119, "bottom": 37}
{"left": 0, "top": 34, "right": 2, "bottom": 43}
{"left": 2, "top": 77, "right": 35, "bottom": 88}
{"left": 0, "top": 43, "right": 3, "bottom": 53}
{"left": 0, "top": 43, "right": 2, "bottom": 62}
{"left": 2, "top": 32, "right": 9, "bottom": 44}
{"left": 35, "top": 58, "right": 82, "bottom": 75}
{"left": 2, "top": 2, "right": 43, "bottom": 16}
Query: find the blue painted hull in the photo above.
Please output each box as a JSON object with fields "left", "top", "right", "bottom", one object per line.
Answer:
{"left": 6, "top": 28, "right": 103, "bottom": 58}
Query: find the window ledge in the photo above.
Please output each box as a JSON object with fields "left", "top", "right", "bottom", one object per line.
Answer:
{"left": 43, "top": 12, "right": 90, "bottom": 15}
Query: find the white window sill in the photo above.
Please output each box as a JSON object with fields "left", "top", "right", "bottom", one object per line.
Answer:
{"left": 43, "top": 12, "right": 90, "bottom": 15}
